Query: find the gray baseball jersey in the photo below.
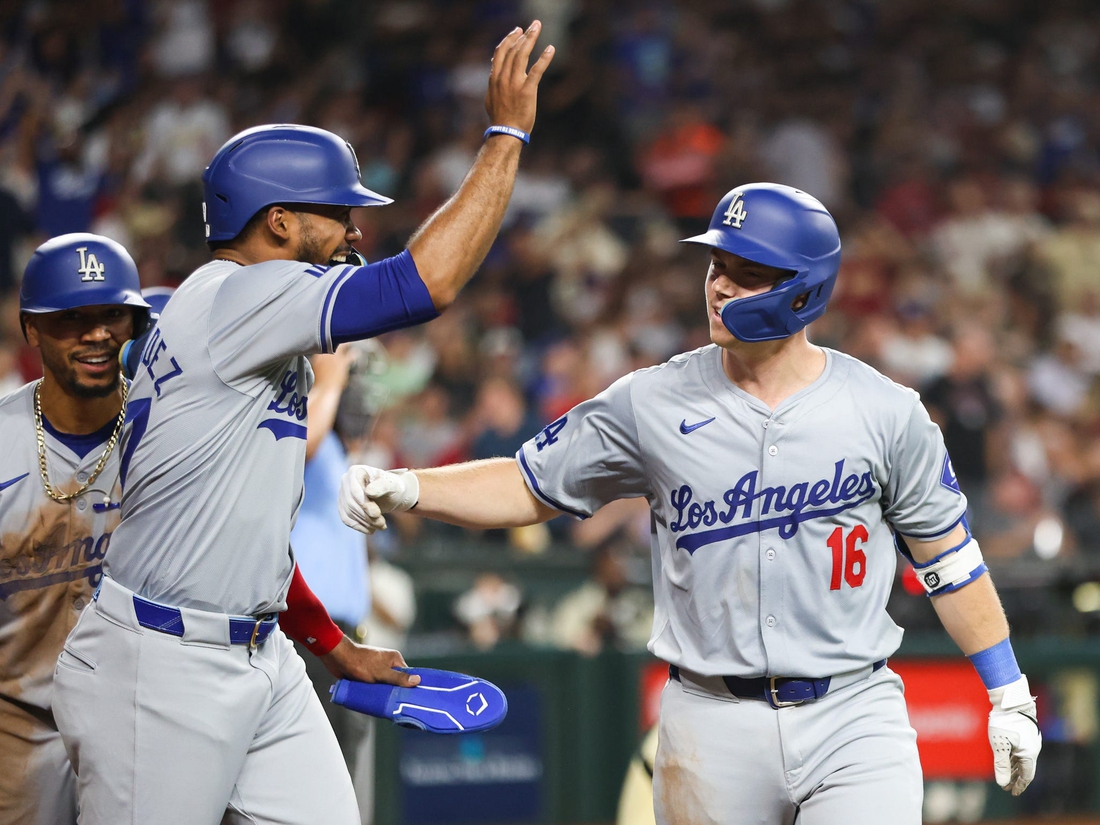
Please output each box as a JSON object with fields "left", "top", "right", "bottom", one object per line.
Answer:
{"left": 0, "top": 382, "right": 120, "bottom": 711}
{"left": 518, "top": 345, "right": 966, "bottom": 678}
{"left": 0, "top": 382, "right": 121, "bottom": 825}
{"left": 105, "top": 256, "right": 429, "bottom": 616}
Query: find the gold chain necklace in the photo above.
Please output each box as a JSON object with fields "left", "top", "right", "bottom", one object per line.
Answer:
{"left": 34, "top": 377, "right": 129, "bottom": 504}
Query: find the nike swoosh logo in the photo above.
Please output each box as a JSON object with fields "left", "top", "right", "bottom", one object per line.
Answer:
{"left": 679, "top": 417, "right": 716, "bottom": 435}
{"left": 0, "top": 473, "right": 29, "bottom": 492}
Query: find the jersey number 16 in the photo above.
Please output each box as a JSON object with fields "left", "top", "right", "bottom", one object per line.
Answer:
{"left": 827, "top": 525, "right": 867, "bottom": 590}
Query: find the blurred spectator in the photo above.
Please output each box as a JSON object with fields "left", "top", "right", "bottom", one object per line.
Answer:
{"left": 34, "top": 121, "right": 107, "bottom": 237}
{"left": 470, "top": 376, "right": 544, "bottom": 461}
{"left": 1066, "top": 481, "right": 1100, "bottom": 556}
{"left": 149, "top": 0, "right": 216, "bottom": 78}
{"left": 1035, "top": 187, "right": 1100, "bottom": 311}
{"left": 879, "top": 300, "right": 953, "bottom": 390}
{"left": 924, "top": 328, "right": 1006, "bottom": 497}
{"left": 398, "top": 383, "right": 463, "bottom": 469}
{"left": 548, "top": 541, "right": 653, "bottom": 656}
{"left": 930, "top": 176, "right": 1049, "bottom": 297}
{"left": 1057, "top": 292, "right": 1100, "bottom": 376}
{"left": 639, "top": 103, "right": 724, "bottom": 226}
{"left": 1027, "top": 329, "right": 1091, "bottom": 419}
{"left": 363, "top": 543, "right": 417, "bottom": 651}
{"left": 973, "top": 471, "right": 1064, "bottom": 560}
{"left": 289, "top": 348, "right": 371, "bottom": 777}
{"left": 761, "top": 116, "right": 846, "bottom": 210}
{"left": 453, "top": 573, "right": 523, "bottom": 650}
{"left": 0, "top": 337, "right": 21, "bottom": 396}
{"left": 133, "top": 78, "right": 230, "bottom": 186}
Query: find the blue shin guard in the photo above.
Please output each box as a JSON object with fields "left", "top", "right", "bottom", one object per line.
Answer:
{"left": 330, "top": 667, "right": 508, "bottom": 734}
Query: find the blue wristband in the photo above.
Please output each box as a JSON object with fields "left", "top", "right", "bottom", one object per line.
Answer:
{"left": 484, "top": 125, "right": 530, "bottom": 144}
{"left": 967, "top": 638, "right": 1023, "bottom": 689}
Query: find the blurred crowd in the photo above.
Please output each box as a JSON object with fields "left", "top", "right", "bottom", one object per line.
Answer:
{"left": 2, "top": 0, "right": 1100, "bottom": 648}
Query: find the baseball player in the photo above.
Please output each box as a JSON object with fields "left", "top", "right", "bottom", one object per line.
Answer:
{"left": 338, "top": 184, "right": 1042, "bottom": 824}
{"left": 0, "top": 234, "right": 149, "bottom": 825}
{"left": 52, "top": 22, "right": 554, "bottom": 825}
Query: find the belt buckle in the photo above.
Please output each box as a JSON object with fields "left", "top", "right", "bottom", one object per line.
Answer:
{"left": 249, "top": 619, "right": 264, "bottom": 651}
{"left": 768, "top": 677, "right": 804, "bottom": 709}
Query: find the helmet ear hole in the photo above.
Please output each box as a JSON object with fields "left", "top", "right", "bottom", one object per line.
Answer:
{"left": 791, "top": 293, "right": 810, "bottom": 312}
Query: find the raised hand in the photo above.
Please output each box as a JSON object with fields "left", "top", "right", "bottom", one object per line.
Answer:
{"left": 484, "top": 20, "right": 555, "bottom": 134}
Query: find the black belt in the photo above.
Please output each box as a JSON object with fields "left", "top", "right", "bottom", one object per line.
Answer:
{"left": 669, "top": 660, "right": 886, "bottom": 709}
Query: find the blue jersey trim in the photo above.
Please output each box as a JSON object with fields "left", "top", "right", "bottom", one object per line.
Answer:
{"left": 517, "top": 448, "right": 588, "bottom": 520}
{"left": 319, "top": 265, "right": 355, "bottom": 351}
{"left": 41, "top": 414, "right": 118, "bottom": 459}
{"left": 327, "top": 250, "right": 439, "bottom": 347}
{"left": 119, "top": 397, "right": 152, "bottom": 489}
{"left": 896, "top": 511, "right": 968, "bottom": 541}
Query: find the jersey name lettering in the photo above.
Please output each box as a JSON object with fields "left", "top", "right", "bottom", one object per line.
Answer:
{"left": 76, "top": 247, "right": 106, "bottom": 281}
{"left": 0, "top": 530, "right": 110, "bottom": 598}
{"left": 668, "top": 459, "right": 876, "bottom": 552}
{"left": 257, "top": 369, "right": 309, "bottom": 441}
{"left": 141, "top": 328, "right": 184, "bottom": 397}
{"left": 267, "top": 370, "right": 308, "bottom": 421}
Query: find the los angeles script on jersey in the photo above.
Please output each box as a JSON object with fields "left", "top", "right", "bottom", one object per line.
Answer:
{"left": 258, "top": 369, "right": 308, "bottom": 441}
{"left": 669, "top": 459, "right": 876, "bottom": 553}
{"left": 0, "top": 526, "right": 108, "bottom": 598}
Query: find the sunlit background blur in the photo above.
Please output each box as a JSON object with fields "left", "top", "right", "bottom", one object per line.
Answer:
{"left": 2, "top": 1, "right": 1100, "bottom": 822}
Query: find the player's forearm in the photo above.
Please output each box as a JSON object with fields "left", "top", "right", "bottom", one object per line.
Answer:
{"left": 414, "top": 457, "right": 557, "bottom": 528}
{"left": 304, "top": 382, "right": 342, "bottom": 460}
{"left": 406, "top": 139, "right": 522, "bottom": 309}
{"left": 930, "top": 574, "right": 1010, "bottom": 655}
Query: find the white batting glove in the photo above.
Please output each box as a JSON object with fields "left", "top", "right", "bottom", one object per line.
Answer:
{"left": 988, "top": 675, "right": 1041, "bottom": 795}
{"left": 338, "top": 466, "right": 420, "bottom": 535}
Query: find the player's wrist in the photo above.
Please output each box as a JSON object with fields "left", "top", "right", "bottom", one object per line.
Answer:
{"left": 988, "top": 674, "right": 1032, "bottom": 710}
{"left": 968, "top": 637, "right": 1023, "bottom": 692}
{"left": 483, "top": 125, "right": 530, "bottom": 145}
{"left": 390, "top": 469, "right": 420, "bottom": 511}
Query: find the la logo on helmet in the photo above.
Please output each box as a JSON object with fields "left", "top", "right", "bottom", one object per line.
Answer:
{"left": 76, "top": 247, "right": 106, "bottom": 282}
{"left": 722, "top": 193, "right": 748, "bottom": 229}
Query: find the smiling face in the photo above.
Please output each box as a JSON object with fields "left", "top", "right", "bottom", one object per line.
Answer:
{"left": 24, "top": 305, "right": 134, "bottom": 398}
{"left": 704, "top": 248, "right": 795, "bottom": 346}
{"left": 289, "top": 204, "right": 362, "bottom": 265}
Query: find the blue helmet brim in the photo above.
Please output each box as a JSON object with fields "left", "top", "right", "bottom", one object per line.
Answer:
{"left": 680, "top": 230, "right": 806, "bottom": 274}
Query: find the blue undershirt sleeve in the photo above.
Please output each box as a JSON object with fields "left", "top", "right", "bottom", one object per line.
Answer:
{"left": 325, "top": 249, "right": 439, "bottom": 346}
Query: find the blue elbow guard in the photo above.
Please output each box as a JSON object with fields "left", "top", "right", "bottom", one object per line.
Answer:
{"left": 330, "top": 667, "right": 508, "bottom": 734}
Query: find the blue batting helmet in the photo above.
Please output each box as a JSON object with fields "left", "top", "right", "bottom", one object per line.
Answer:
{"left": 681, "top": 183, "right": 842, "bottom": 342}
{"left": 201, "top": 124, "right": 392, "bottom": 242}
{"left": 20, "top": 233, "right": 151, "bottom": 336}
